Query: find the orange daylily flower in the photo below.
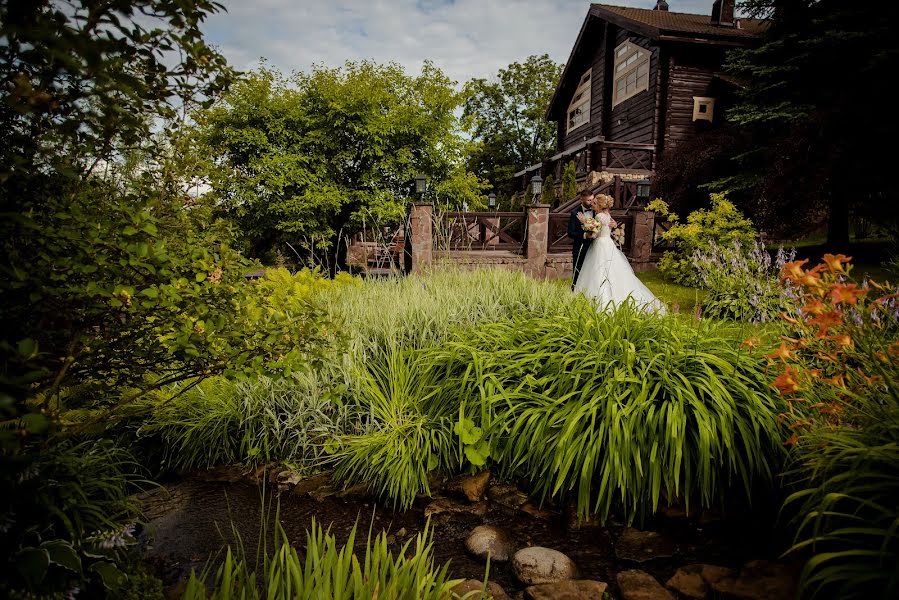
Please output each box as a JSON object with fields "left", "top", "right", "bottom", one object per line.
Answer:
{"left": 783, "top": 433, "right": 800, "bottom": 447}
{"left": 782, "top": 259, "right": 809, "bottom": 282}
{"left": 808, "top": 311, "right": 844, "bottom": 337}
{"left": 772, "top": 366, "right": 801, "bottom": 395}
{"left": 741, "top": 337, "right": 760, "bottom": 351}
{"left": 832, "top": 334, "right": 853, "bottom": 348}
{"left": 829, "top": 283, "right": 867, "bottom": 305}
{"left": 766, "top": 342, "right": 794, "bottom": 362}
{"left": 824, "top": 374, "right": 846, "bottom": 388}
{"left": 889, "top": 342, "right": 899, "bottom": 357}
{"left": 801, "top": 300, "right": 828, "bottom": 315}
{"left": 822, "top": 253, "right": 851, "bottom": 273}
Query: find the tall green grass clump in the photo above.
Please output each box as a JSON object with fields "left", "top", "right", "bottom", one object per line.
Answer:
{"left": 139, "top": 371, "right": 365, "bottom": 470}
{"left": 783, "top": 396, "right": 899, "bottom": 600}
{"left": 322, "top": 269, "right": 589, "bottom": 356}
{"left": 181, "top": 519, "right": 465, "bottom": 600}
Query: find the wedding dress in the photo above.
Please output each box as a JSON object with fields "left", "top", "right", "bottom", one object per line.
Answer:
{"left": 574, "top": 212, "right": 666, "bottom": 313}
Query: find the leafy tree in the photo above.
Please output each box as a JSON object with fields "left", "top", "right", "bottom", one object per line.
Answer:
{"left": 462, "top": 55, "right": 563, "bottom": 196}
{"left": 541, "top": 175, "right": 556, "bottom": 206}
{"left": 197, "top": 63, "right": 486, "bottom": 266}
{"left": 717, "top": 0, "right": 899, "bottom": 245}
{"left": 0, "top": 3, "right": 335, "bottom": 596}
{"left": 562, "top": 161, "right": 578, "bottom": 204}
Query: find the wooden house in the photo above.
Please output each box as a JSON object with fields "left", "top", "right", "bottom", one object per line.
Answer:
{"left": 516, "top": 0, "right": 764, "bottom": 210}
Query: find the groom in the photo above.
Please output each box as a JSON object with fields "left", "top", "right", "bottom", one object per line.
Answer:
{"left": 568, "top": 189, "right": 595, "bottom": 289}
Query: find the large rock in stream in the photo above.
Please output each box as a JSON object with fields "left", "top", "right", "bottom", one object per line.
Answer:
{"left": 511, "top": 547, "right": 578, "bottom": 585}
{"left": 464, "top": 525, "right": 516, "bottom": 562}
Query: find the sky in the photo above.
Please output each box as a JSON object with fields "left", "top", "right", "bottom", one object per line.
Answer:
{"left": 202, "top": 1, "right": 718, "bottom": 84}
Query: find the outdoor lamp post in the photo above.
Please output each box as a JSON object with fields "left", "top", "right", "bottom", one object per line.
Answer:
{"left": 488, "top": 192, "right": 496, "bottom": 210}
{"left": 636, "top": 179, "right": 651, "bottom": 204}
{"left": 414, "top": 174, "right": 427, "bottom": 200}
{"left": 530, "top": 174, "right": 543, "bottom": 204}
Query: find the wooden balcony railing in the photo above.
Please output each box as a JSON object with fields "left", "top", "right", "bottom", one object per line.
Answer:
{"left": 548, "top": 210, "right": 635, "bottom": 256}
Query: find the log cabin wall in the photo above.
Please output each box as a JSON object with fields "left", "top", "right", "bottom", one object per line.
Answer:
{"left": 608, "top": 29, "right": 658, "bottom": 146}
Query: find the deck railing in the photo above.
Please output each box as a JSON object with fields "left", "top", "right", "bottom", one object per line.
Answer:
{"left": 434, "top": 211, "right": 526, "bottom": 252}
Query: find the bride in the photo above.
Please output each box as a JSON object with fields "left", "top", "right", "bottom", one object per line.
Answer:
{"left": 573, "top": 194, "right": 665, "bottom": 313}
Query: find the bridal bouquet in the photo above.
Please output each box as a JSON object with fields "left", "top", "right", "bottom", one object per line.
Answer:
{"left": 577, "top": 212, "right": 601, "bottom": 235}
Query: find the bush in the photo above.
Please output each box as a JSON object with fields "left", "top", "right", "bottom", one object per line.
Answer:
{"left": 693, "top": 239, "right": 799, "bottom": 323}
{"left": 182, "top": 518, "right": 464, "bottom": 600}
{"left": 562, "top": 161, "right": 577, "bottom": 203}
{"left": 648, "top": 193, "right": 757, "bottom": 286}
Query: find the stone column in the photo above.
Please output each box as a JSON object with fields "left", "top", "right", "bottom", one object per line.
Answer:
{"left": 525, "top": 204, "right": 550, "bottom": 278}
{"left": 630, "top": 209, "right": 655, "bottom": 268}
{"left": 409, "top": 203, "right": 433, "bottom": 275}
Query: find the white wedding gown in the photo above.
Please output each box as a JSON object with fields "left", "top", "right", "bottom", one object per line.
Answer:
{"left": 574, "top": 212, "right": 666, "bottom": 313}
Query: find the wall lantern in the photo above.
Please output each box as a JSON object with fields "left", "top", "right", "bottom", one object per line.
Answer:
{"left": 414, "top": 174, "right": 428, "bottom": 197}
{"left": 530, "top": 174, "right": 543, "bottom": 203}
{"left": 488, "top": 192, "right": 496, "bottom": 209}
{"left": 636, "top": 179, "right": 651, "bottom": 203}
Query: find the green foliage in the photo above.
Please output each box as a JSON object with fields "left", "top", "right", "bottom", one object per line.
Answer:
{"left": 784, "top": 396, "right": 899, "bottom": 600}
{"left": 462, "top": 55, "right": 564, "bottom": 195}
{"left": 561, "top": 161, "right": 578, "bottom": 204}
{"left": 717, "top": 0, "right": 899, "bottom": 243}
{"left": 197, "top": 63, "right": 485, "bottom": 263}
{"left": 0, "top": 441, "right": 143, "bottom": 598}
{"left": 648, "top": 194, "right": 757, "bottom": 286}
{"left": 541, "top": 175, "right": 556, "bottom": 206}
{"left": 693, "top": 239, "right": 799, "bottom": 323}
{"left": 182, "top": 519, "right": 463, "bottom": 600}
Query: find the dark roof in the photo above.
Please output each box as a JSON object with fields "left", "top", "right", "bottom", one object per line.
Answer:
{"left": 546, "top": 4, "right": 766, "bottom": 119}
{"left": 593, "top": 4, "right": 766, "bottom": 40}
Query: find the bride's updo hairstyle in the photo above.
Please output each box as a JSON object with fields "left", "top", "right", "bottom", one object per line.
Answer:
{"left": 595, "top": 194, "right": 614, "bottom": 210}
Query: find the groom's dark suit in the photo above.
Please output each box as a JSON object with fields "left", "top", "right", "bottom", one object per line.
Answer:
{"left": 568, "top": 205, "right": 594, "bottom": 288}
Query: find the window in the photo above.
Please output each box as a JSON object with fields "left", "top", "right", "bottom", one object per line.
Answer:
{"left": 566, "top": 69, "right": 592, "bottom": 133}
{"left": 692, "top": 96, "right": 715, "bottom": 122}
{"left": 612, "top": 41, "right": 649, "bottom": 107}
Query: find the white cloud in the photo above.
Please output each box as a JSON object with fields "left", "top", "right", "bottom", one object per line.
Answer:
{"left": 203, "top": 0, "right": 717, "bottom": 83}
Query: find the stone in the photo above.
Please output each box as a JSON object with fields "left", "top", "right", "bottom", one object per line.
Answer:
{"left": 523, "top": 580, "right": 608, "bottom": 599}
{"left": 396, "top": 527, "right": 407, "bottom": 538}
{"left": 424, "top": 498, "right": 488, "bottom": 524}
{"left": 461, "top": 470, "right": 491, "bottom": 501}
{"left": 698, "top": 564, "right": 737, "bottom": 595}
{"left": 488, "top": 483, "right": 529, "bottom": 511}
{"left": 450, "top": 579, "right": 511, "bottom": 600}
{"left": 665, "top": 565, "right": 709, "bottom": 599}
{"left": 464, "top": 525, "right": 516, "bottom": 562}
{"left": 336, "top": 482, "right": 373, "bottom": 499}
{"left": 616, "top": 570, "right": 675, "bottom": 600}
{"left": 615, "top": 528, "right": 675, "bottom": 563}
{"left": 291, "top": 472, "right": 333, "bottom": 497}
{"left": 520, "top": 502, "right": 557, "bottom": 521}
{"left": 511, "top": 547, "right": 578, "bottom": 586}
{"left": 727, "top": 560, "right": 797, "bottom": 600}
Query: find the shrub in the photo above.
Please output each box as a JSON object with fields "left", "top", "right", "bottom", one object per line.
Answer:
{"left": 181, "top": 519, "right": 464, "bottom": 600}
{"left": 693, "top": 239, "right": 799, "bottom": 323}
{"left": 541, "top": 174, "right": 556, "bottom": 206}
{"left": 562, "top": 161, "right": 578, "bottom": 203}
{"left": 648, "top": 193, "right": 757, "bottom": 286}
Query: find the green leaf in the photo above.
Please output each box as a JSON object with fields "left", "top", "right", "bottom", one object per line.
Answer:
{"left": 21, "top": 412, "right": 49, "bottom": 434}
{"left": 16, "top": 548, "right": 50, "bottom": 584}
{"left": 42, "top": 540, "right": 82, "bottom": 573}
{"left": 122, "top": 226, "right": 139, "bottom": 236}
{"left": 91, "top": 561, "right": 126, "bottom": 591}
{"left": 17, "top": 338, "right": 37, "bottom": 359}
{"left": 195, "top": 272, "right": 207, "bottom": 282}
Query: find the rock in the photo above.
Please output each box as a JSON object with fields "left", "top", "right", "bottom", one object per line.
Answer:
{"left": 697, "top": 564, "right": 737, "bottom": 596}
{"left": 336, "top": 482, "right": 373, "bottom": 499}
{"left": 523, "top": 580, "right": 608, "bottom": 599}
{"left": 291, "top": 472, "right": 333, "bottom": 497}
{"left": 511, "top": 547, "right": 578, "bottom": 585}
{"left": 615, "top": 528, "right": 675, "bottom": 563}
{"left": 424, "top": 498, "right": 488, "bottom": 524}
{"left": 448, "top": 470, "right": 492, "bottom": 502}
{"left": 727, "top": 560, "right": 797, "bottom": 600}
{"left": 465, "top": 525, "right": 516, "bottom": 562}
{"left": 450, "top": 579, "right": 511, "bottom": 599}
{"left": 666, "top": 565, "right": 709, "bottom": 599}
{"left": 520, "top": 502, "right": 557, "bottom": 521}
{"left": 396, "top": 527, "right": 407, "bottom": 538}
{"left": 488, "top": 483, "right": 529, "bottom": 511}
{"left": 616, "top": 570, "right": 675, "bottom": 600}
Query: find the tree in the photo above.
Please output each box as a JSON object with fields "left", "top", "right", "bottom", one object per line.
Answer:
{"left": 541, "top": 175, "right": 556, "bottom": 206}
{"left": 717, "top": 0, "right": 899, "bottom": 245}
{"left": 462, "top": 55, "right": 563, "bottom": 196}
{"left": 198, "top": 62, "right": 486, "bottom": 266}
{"left": 562, "top": 161, "right": 578, "bottom": 204}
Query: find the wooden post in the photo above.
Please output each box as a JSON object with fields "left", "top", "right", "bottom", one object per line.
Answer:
{"left": 630, "top": 209, "right": 655, "bottom": 268}
{"left": 409, "top": 203, "right": 433, "bottom": 274}
{"left": 526, "top": 204, "right": 550, "bottom": 278}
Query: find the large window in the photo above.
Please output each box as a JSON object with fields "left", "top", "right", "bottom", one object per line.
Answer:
{"left": 566, "top": 69, "right": 591, "bottom": 134}
{"left": 612, "top": 41, "right": 649, "bottom": 107}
